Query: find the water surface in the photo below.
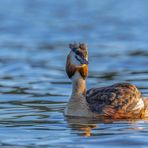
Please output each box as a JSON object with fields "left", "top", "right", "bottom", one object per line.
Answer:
{"left": 0, "top": 0, "right": 148, "bottom": 147}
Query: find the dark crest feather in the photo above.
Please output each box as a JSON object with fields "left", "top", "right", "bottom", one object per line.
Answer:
{"left": 79, "top": 43, "right": 87, "bottom": 50}
{"left": 69, "top": 43, "right": 79, "bottom": 50}
{"left": 69, "top": 43, "right": 87, "bottom": 51}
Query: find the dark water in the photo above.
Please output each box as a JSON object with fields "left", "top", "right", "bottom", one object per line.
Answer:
{"left": 0, "top": 0, "right": 148, "bottom": 147}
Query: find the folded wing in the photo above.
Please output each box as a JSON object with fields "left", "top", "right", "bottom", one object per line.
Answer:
{"left": 86, "top": 83, "right": 143, "bottom": 118}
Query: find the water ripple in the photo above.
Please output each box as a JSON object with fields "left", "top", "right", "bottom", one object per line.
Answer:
{"left": 0, "top": 0, "right": 148, "bottom": 147}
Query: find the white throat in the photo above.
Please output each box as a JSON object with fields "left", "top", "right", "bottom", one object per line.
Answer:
{"left": 65, "top": 71, "right": 92, "bottom": 117}
{"left": 71, "top": 72, "right": 86, "bottom": 96}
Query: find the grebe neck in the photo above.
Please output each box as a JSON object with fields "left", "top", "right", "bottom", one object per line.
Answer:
{"left": 71, "top": 72, "right": 86, "bottom": 96}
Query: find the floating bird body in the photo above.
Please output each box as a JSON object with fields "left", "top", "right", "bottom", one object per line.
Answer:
{"left": 65, "top": 43, "right": 148, "bottom": 119}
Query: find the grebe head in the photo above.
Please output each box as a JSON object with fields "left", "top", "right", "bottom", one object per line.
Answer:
{"left": 66, "top": 43, "right": 88, "bottom": 79}
{"left": 69, "top": 43, "right": 88, "bottom": 66}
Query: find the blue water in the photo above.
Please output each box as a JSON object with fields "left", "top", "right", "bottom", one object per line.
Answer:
{"left": 0, "top": 0, "right": 148, "bottom": 147}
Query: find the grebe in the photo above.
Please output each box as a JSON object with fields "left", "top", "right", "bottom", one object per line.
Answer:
{"left": 64, "top": 43, "right": 148, "bottom": 119}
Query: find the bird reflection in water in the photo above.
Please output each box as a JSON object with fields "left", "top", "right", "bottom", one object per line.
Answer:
{"left": 65, "top": 116, "right": 113, "bottom": 137}
{"left": 65, "top": 116, "right": 148, "bottom": 137}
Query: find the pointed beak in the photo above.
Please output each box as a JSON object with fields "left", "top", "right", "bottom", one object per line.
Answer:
{"left": 75, "top": 54, "right": 89, "bottom": 65}
{"left": 80, "top": 56, "right": 88, "bottom": 65}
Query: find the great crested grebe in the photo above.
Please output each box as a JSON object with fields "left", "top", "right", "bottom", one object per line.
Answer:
{"left": 64, "top": 43, "right": 148, "bottom": 119}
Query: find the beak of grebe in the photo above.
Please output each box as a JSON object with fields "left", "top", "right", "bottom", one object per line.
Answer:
{"left": 75, "top": 54, "right": 88, "bottom": 65}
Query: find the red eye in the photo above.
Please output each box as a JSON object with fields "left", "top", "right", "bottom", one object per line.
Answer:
{"left": 75, "top": 51, "right": 79, "bottom": 54}
{"left": 72, "top": 48, "right": 77, "bottom": 52}
{"left": 75, "top": 50, "right": 83, "bottom": 56}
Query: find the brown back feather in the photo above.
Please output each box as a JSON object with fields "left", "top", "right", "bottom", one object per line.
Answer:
{"left": 86, "top": 83, "right": 142, "bottom": 117}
